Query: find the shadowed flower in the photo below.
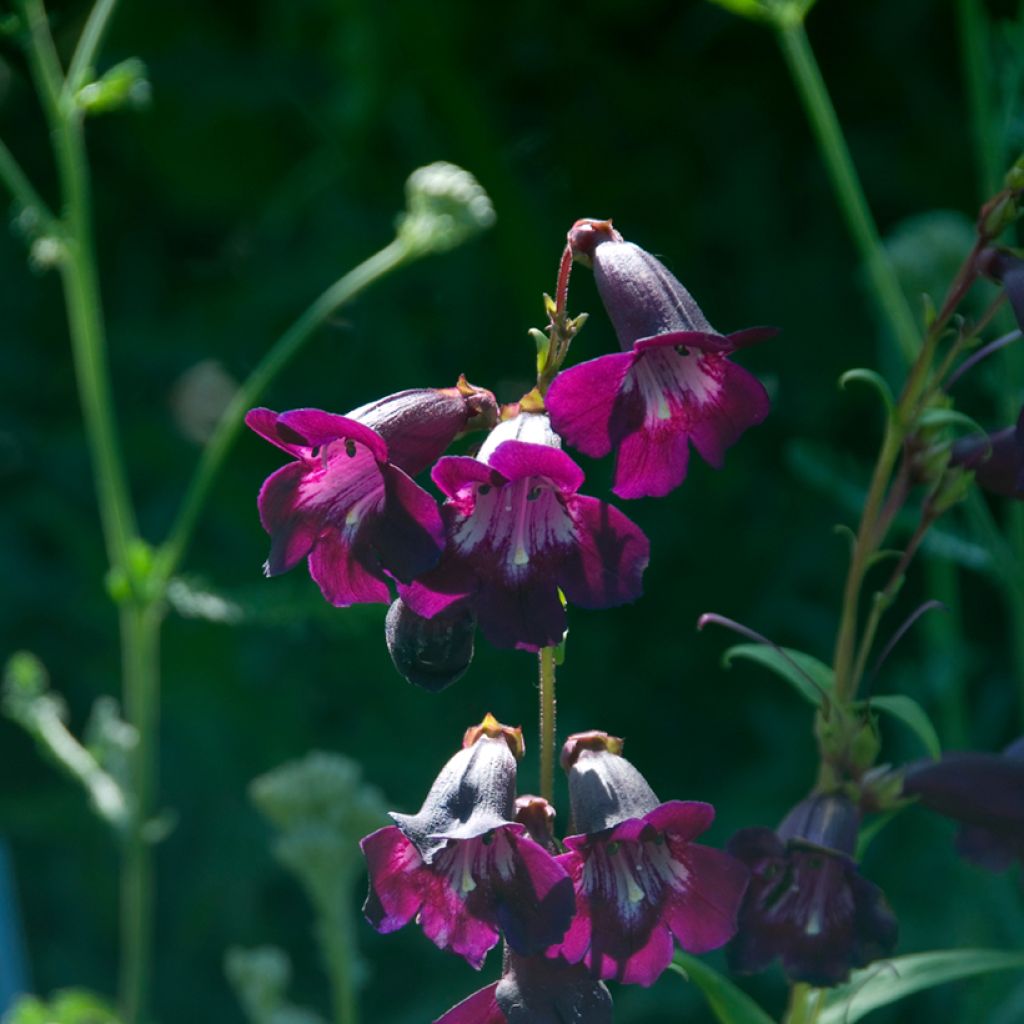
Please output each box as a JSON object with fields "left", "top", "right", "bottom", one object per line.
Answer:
{"left": 727, "top": 793, "right": 898, "bottom": 986}
{"left": 361, "top": 715, "right": 575, "bottom": 968}
{"left": 546, "top": 218, "right": 775, "bottom": 499}
{"left": 547, "top": 732, "right": 748, "bottom": 987}
{"left": 951, "top": 407, "right": 1024, "bottom": 500}
{"left": 246, "top": 407, "right": 445, "bottom": 605}
{"left": 384, "top": 598, "right": 477, "bottom": 692}
{"left": 435, "top": 951, "right": 612, "bottom": 1024}
{"left": 978, "top": 247, "right": 1024, "bottom": 333}
{"left": 902, "top": 737, "right": 1024, "bottom": 872}
{"left": 399, "top": 413, "right": 649, "bottom": 651}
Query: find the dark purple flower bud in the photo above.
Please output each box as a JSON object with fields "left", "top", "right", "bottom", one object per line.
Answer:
{"left": 361, "top": 715, "right": 575, "bottom": 967}
{"left": 515, "top": 795, "right": 559, "bottom": 853}
{"left": 727, "top": 793, "right": 898, "bottom": 986}
{"left": 978, "top": 248, "right": 1024, "bottom": 333}
{"left": 399, "top": 413, "right": 650, "bottom": 651}
{"left": 347, "top": 377, "right": 498, "bottom": 476}
{"left": 546, "top": 219, "right": 776, "bottom": 499}
{"left": 435, "top": 952, "right": 612, "bottom": 1024}
{"left": 901, "top": 737, "right": 1024, "bottom": 872}
{"left": 548, "top": 732, "right": 748, "bottom": 987}
{"left": 385, "top": 597, "right": 476, "bottom": 692}
{"left": 245, "top": 408, "right": 444, "bottom": 606}
{"left": 951, "top": 407, "right": 1024, "bottom": 499}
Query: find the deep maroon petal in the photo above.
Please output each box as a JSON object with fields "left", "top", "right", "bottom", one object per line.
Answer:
{"left": 558, "top": 495, "right": 649, "bottom": 609}
{"left": 633, "top": 326, "right": 778, "bottom": 355}
{"left": 246, "top": 407, "right": 307, "bottom": 457}
{"left": 368, "top": 464, "right": 445, "bottom": 581}
{"left": 398, "top": 550, "right": 477, "bottom": 618}
{"left": 307, "top": 532, "right": 390, "bottom": 606}
{"left": 495, "top": 835, "right": 575, "bottom": 955}
{"left": 688, "top": 361, "right": 770, "bottom": 468}
{"left": 258, "top": 463, "right": 321, "bottom": 574}
{"left": 276, "top": 409, "right": 388, "bottom": 460}
{"left": 612, "top": 419, "right": 691, "bottom": 499}
{"left": 545, "top": 352, "right": 635, "bottom": 458}
{"left": 611, "top": 922, "right": 675, "bottom": 987}
{"left": 474, "top": 578, "right": 567, "bottom": 652}
{"left": 434, "top": 985, "right": 504, "bottom": 1024}
{"left": 361, "top": 826, "right": 425, "bottom": 934}
{"left": 486, "top": 441, "right": 585, "bottom": 492}
{"left": 661, "top": 841, "right": 748, "bottom": 954}
{"left": 644, "top": 800, "right": 716, "bottom": 842}
{"left": 418, "top": 870, "right": 501, "bottom": 968}
{"left": 433, "top": 456, "right": 505, "bottom": 500}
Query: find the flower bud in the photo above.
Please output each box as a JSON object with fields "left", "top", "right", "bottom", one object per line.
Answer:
{"left": 385, "top": 598, "right": 476, "bottom": 692}
{"left": 398, "top": 161, "right": 495, "bottom": 255}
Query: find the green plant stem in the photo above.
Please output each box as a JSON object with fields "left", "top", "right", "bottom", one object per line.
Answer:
{"left": 539, "top": 647, "right": 557, "bottom": 804}
{"left": 154, "top": 236, "right": 413, "bottom": 584}
{"left": 320, "top": 908, "right": 359, "bottom": 1024}
{"left": 0, "top": 135, "right": 58, "bottom": 230}
{"left": 66, "top": 0, "right": 121, "bottom": 95}
{"left": 958, "top": 0, "right": 1001, "bottom": 198}
{"left": 785, "top": 983, "right": 824, "bottom": 1024}
{"left": 776, "top": 21, "right": 920, "bottom": 365}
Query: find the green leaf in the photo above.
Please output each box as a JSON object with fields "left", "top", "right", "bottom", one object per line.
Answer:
{"left": 863, "top": 694, "right": 941, "bottom": 759}
{"left": 917, "top": 407, "right": 990, "bottom": 439}
{"left": 838, "top": 368, "right": 895, "bottom": 417}
{"left": 819, "top": 950, "right": 1024, "bottom": 1024}
{"left": 4, "top": 989, "right": 122, "bottom": 1024}
{"left": 722, "top": 643, "right": 834, "bottom": 706}
{"left": 669, "top": 955, "right": 776, "bottom": 1024}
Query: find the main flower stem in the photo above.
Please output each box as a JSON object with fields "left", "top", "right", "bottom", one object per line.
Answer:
{"left": 538, "top": 646, "right": 557, "bottom": 804}
{"left": 154, "top": 235, "right": 413, "bottom": 584}
{"left": 785, "top": 983, "right": 824, "bottom": 1024}
{"left": 776, "top": 21, "right": 920, "bottom": 366}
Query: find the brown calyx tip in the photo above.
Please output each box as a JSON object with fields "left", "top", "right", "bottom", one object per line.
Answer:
{"left": 560, "top": 730, "right": 625, "bottom": 773}
{"left": 463, "top": 712, "right": 525, "bottom": 759}
{"left": 567, "top": 218, "right": 623, "bottom": 266}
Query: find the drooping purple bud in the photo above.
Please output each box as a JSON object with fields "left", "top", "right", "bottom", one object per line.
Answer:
{"left": 727, "top": 793, "right": 898, "bottom": 986}
{"left": 348, "top": 378, "right": 498, "bottom": 476}
{"left": 951, "top": 407, "right": 1024, "bottom": 499}
{"left": 978, "top": 248, "right": 1024, "bottom": 332}
{"left": 385, "top": 597, "right": 476, "bottom": 692}
{"left": 901, "top": 737, "right": 1024, "bottom": 871}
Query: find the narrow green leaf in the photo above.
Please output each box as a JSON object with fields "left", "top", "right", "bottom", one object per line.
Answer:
{"left": 917, "top": 407, "right": 990, "bottom": 439}
{"left": 819, "top": 950, "right": 1024, "bottom": 1024}
{"left": 669, "top": 954, "right": 776, "bottom": 1024}
{"left": 838, "top": 368, "right": 895, "bottom": 417}
{"left": 864, "top": 694, "right": 941, "bottom": 759}
{"left": 722, "top": 644, "right": 835, "bottom": 706}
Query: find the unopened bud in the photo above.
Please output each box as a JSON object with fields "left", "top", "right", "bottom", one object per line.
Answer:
{"left": 385, "top": 598, "right": 475, "bottom": 692}
{"left": 77, "top": 58, "right": 151, "bottom": 115}
{"left": 398, "top": 161, "right": 494, "bottom": 255}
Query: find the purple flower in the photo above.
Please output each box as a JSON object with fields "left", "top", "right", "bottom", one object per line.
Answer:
{"left": 399, "top": 413, "right": 649, "bottom": 651}
{"left": 902, "top": 737, "right": 1024, "bottom": 872}
{"left": 435, "top": 951, "right": 612, "bottom": 1024}
{"left": 979, "top": 248, "right": 1024, "bottom": 333}
{"left": 546, "top": 218, "right": 775, "bottom": 499}
{"left": 951, "top": 407, "right": 1024, "bottom": 500}
{"left": 361, "top": 715, "right": 575, "bottom": 968}
{"left": 547, "top": 732, "right": 748, "bottom": 987}
{"left": 246, "top": 407, "right": 445, "bottom": 605}
{"left": 727, "top": 794, "right": 898, "bottom": 986}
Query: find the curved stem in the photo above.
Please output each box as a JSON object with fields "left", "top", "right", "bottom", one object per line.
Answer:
{"left": 538, "top": 647, "right": 557, "bottom": 804}
{"left": 958, "top": 0, "right": 1001, "bottom": 199}
{"left": 154, "top": 236, "right": 413, "bottom": 583}
{"left": 0, "top": 135, "right": 58, "bottom": 230}
{"left": 776, "top": 21, "right": 920, "bottom": 365}
{"left": 66, "top": 0, "right": 121, "bottom": 95}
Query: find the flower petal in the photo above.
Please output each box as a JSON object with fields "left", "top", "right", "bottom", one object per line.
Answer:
{"left": 308, "top": 531, "right": 390, "bottom": 606}
{"left": 433, "top": 456, "right": 505, "bottom": 500}
{"left": 276, "top": 409, "right": 388, "bottom": 460}
{"left": 644, "top": 800, "right": 716, "bottom": 842}
{"left": 547, "top": 852, "right": 591, "bottom": 965}
{"left": 258, "top": 462, "right": 321, "bottom": 575}
{"left": 361, "top": 826, "right": 425, "bottom": 934}
{"left": 246, "top": 407, "right": 306, "bottom": 457}
{"left": 558, "top": 495, "right": 649, "bottom": 609}
{"left": 367, "top": 464, "right": 445, "bottom": 581}
{"left": 434, "top": 984, "right": 503, "bottom": 1024}
{"left": 688, "top": 361, "right": 770, "bottom": 468}
{"left": 399, "top": 550, "right": 477, "bottom": 618}
{"left": 485, "top": 441, "right": 585, "bottom": 492}
{"left": 612, "top": 419, "right": 691, "bottom": 499}
{"left": 475, "top": 578, "right": 567, "bottom": 652}
{"left": 545, "top": 352, "right": 635, "bottom": 458}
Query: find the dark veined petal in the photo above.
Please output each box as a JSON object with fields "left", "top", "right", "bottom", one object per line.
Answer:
{"left": 558, "top": 494, "right": 649, "bottom": 609}
{"left": 545, "top": 351, "right": 635, "bottom": 458}
{"left": 368, "top": 463, "right": 445, "bottom": 582}
{"left": 474, "top": 576, "right": 567, "bottom": 652}
{"left": 257, "top": 462, "right": 321, "bottom": 575}
{"left": 245, "top": 407, "right": 306, "bottom": 457}
{"left": 307, "top": 531, "right": 391, "bottom": 606}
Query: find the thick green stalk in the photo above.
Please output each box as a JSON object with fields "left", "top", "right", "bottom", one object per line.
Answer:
{"left": 539, "top": 647, "right": 557, "bottom": 804}
{"left": 776, "top": 21, "right": 920, "bottom": 365}
{"left": 154, "top": 236, "right": 412, "bottom": 583}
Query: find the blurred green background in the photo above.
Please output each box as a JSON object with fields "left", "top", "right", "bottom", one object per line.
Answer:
{"left": 2, "top": 0, "right": 1023, "bottom": 1021}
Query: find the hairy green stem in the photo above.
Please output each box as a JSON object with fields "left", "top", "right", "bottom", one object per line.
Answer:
{"left": 154, "top": 236, "right": 413, "bottom": 583}
{"left": 776, "top": 21, "right": 920, "bottom": 364}
{"left": 539, "top": 647, "right": 557, "bottom": 804}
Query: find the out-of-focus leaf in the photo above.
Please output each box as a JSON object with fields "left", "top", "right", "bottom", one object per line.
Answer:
{"left": 863, "top": 694, "right": 941, "bottom": 759}
{"left": 819, "top": 950, "right": 1024, "bottom": 1024}
{"left": 722, "top": 643, "right": 834, "bottom": 705}
{"left": 839, "top": 368, "right": 895, "bottom": 417}
{"left": 3, "top": 989, "right": 122, "bottom": 1024}
{"left": 918, "top": 407, "right": 990, "bottom": 439}
{"left": 669, "top": 954, "right": 776, "bottom": 1024}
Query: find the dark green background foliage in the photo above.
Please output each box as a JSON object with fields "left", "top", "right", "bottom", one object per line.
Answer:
{"left": 1, "top": 0, "right": 1023, "bottom": 1020}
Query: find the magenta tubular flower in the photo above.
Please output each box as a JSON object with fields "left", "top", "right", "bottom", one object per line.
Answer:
{"left": 361, "top": 716, "right": 575, "bottom": 968}
{"left": 399, "top": 413, "right": 649, "bottom": 651}
{"left": 727, "top": 794, "right": 898, "bottom": 986}
{"left": 246, "top": 407, "right": 445, "bottom": 605}
{"left": 547, "top": 732, "right": 748, "bottom": 987}
{"left": 546, "top": 218, "right": 775, "bottom": 499}
{"left": 902, "top": 737, "right": 1024, "bottom": 871}
{"left": 951, "top": 407, "right": 1024, "bottom": 499}
{"left": 435, "top": 952, "right": 612, "bottom": 1024}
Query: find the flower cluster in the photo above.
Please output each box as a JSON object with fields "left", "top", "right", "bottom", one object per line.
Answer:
{"left": 246, "top": 221, "right": 773, "bottom": 679}
{"left": 360, "top": 719, "right": 748, "bottom": 1021}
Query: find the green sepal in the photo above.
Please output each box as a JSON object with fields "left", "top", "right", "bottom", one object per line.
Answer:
{"left": 857, "top": 694, "right": 941, "bottom": 759}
